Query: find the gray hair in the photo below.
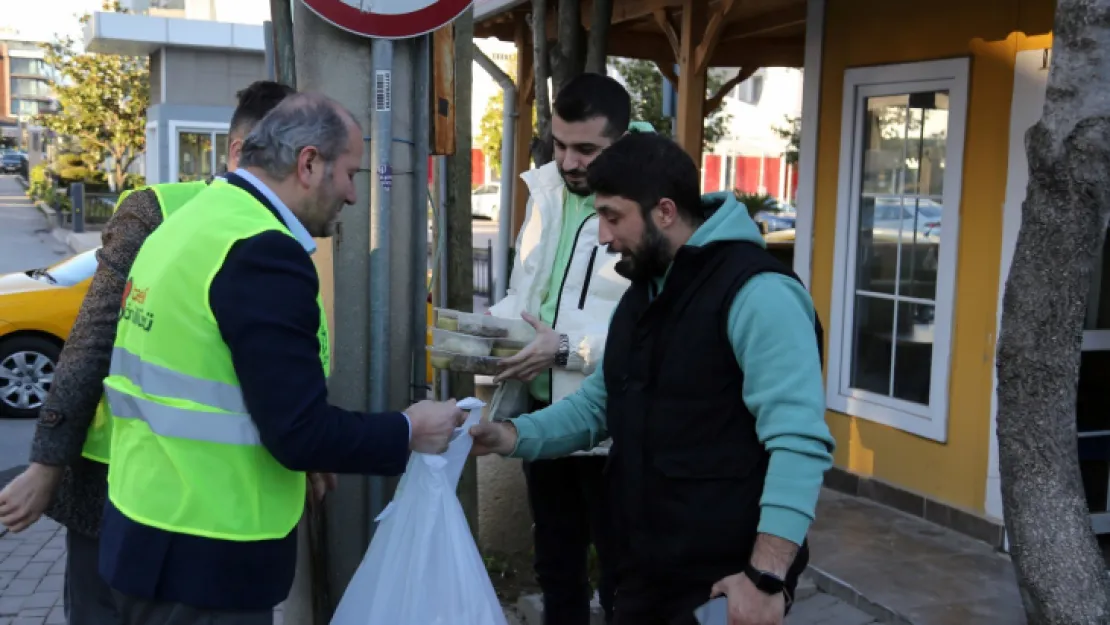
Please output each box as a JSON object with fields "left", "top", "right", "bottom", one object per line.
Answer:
{"left": 239, "top": 92, "right": 353, "bottom": 178}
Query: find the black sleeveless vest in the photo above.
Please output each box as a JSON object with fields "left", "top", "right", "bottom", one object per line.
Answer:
{"left": 602, "top": 239, "right": 822, "bottom": 587}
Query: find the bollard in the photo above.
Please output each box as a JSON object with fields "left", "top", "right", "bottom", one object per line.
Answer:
{"left": 71, "top": 182, "right": 85, "bottom": 234}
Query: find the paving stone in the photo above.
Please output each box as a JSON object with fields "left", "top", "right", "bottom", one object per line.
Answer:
{"left": 28, "top": 551, "right": 59, "bottom": 566}
{"left": 11, "top": 617, "right": 44, "bottom": 625}
{"left": 15, "top": 609, "right": 46, "bottom": 618}
{"left": 0, "top": 574, "right": 13, "bottom": 594}
{"left": 33, "top": 577, "right": 61, "bottom": 595}
{"left": 13, "top": 565, "right": 49, "bottom": 582}
{"left": 44, "top": 607, "right": 64, "bottom": 625}
{"left": 0, "top": 596, "right": 25, "bottom": 617}
{"left": 0, "top": 616, "right": 10, "bottom": 625}
{"left": 0, "top": 558, "right": 30, "bottom": 574}
{"left": 18, "top": 594, "right": 55, "bottom": 611}
{"left": 0, "top": 580, "right": 36, "bottom": 597}
{"left": 9, "top": 548, "right": 37, "bottom": 560}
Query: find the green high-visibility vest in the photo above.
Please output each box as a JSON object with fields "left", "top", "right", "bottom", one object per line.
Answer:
{"left": 81, "top": 181, "right": 210, "bottom": 465}
{"left": 103, "top": 180, "right": 329, "bottom": 541}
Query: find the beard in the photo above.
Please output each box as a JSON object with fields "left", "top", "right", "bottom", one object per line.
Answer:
{"left": 612, "top": 220, "right": 672, "bottom": 282}
{"left": 558, "top": 165, "right": 591, "bottom": 196}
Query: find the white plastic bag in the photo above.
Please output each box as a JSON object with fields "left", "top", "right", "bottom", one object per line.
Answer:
{"left": 329, "top": 397, "right": 507, "bottom": 625}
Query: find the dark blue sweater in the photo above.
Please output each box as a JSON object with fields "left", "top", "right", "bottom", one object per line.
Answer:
{"left": 98, "top": 174, "right": 412, "bottom": 610}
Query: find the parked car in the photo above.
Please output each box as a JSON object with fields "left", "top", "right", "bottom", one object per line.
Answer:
{"left": 0, "top": 248, "right": 99, "bottom": 418}
{"left": 754, "top": 209, "right": 797, "bottom": 234}
{"left": 0, "top": 151, "right": 26, "bottom": 174}
{"left": 471, "top": 183, "right": 500, "bottom": 220}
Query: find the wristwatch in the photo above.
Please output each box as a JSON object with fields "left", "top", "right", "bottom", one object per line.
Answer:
{"left": 553, "top": 333, "right": 570, "bottom": 367}
{"left": 743, "top": 564, "right": 785, "bottom": 596}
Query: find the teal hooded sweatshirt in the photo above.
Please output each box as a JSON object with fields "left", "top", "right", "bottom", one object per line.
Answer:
{"left": 508, "top": 191, "right": 836, "bottom": 546}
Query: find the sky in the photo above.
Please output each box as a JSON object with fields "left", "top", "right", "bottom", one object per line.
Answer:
{"left": 2, "top": 0, "right": 105, "bottom": 45}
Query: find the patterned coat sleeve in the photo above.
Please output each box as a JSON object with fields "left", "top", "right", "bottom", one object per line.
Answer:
{"left": 29, "top": 190, "right": 163, "bottom": 466}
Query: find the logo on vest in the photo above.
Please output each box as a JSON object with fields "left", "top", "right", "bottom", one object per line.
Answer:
{"left": 120, "top": 278, "right": 155, "bottom": 332}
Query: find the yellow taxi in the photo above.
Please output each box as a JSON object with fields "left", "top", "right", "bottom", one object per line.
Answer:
{"left": 0, "top": 248, "right": 99, "bottom": 418}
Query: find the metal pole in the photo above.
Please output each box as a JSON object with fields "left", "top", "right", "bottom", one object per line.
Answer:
{"left": 269, "top": 0, "right": 296, "bottom": 88}
{"left": 368, "top": 38, "right": 394, "bottom": 522}
{"left": 473, "top": 46, "right": 515, "bottom": 302}
{"left": 71, "top": 183, "right": 84, "bottom": 234}
{"left": 411, "top": 34, "right": 431, "bottom": 402}
{"left": 262, "top": 21, "right": 276, "bottom": 80}
{"left": 434, "top": 154, "right": 449, "bottom": 401}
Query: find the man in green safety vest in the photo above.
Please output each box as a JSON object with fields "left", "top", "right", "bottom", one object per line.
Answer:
{"left": 98, "top": 92, "right": 465, "bottom": 625}
{"left": 0, "top": 81, "right": 295, "bottom": 625}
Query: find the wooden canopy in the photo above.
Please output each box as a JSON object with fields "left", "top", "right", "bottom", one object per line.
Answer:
{"left": 474, "top": 0, "right": 807, "bottom": 235}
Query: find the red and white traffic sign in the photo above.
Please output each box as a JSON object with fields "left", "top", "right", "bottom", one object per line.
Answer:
{"left": 301, "top": 0, "right": 474, "bottom": 39}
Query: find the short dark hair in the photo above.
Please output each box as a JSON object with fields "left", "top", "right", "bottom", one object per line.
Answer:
{"left": 230, "top": 80, "right": 295, "bottom": 136}
{"left": 586, "top": 132, "right": 703, "bottom": 224}
{"left": 552, "top": 73, "right": 631, "bottom": 139}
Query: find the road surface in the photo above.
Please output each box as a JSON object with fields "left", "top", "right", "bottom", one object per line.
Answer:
{"left": 0, "top": 175, "right": 65, "bottom": 486}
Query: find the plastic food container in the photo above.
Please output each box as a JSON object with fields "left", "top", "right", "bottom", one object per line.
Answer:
{"left": 427, "top": 348, "right": 502, "bottom": 376}
{"left": 431, "top": 327, "right": 496, "bottom": 357}
{"left": 433, "top": 308, "right": 509, "bottom": 338}
{"left": 491, "top": 338, "right": 527, "bottom": 358}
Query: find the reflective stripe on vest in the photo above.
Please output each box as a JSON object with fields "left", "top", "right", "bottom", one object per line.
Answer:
{"left": 80, "top": 181, "right": 211, "bottom": 465}
{"left": 104, "top": 180, "right": 326, "bottom": 541}
{"left": 104, "top": 387, "right": 259, "bottom": 446}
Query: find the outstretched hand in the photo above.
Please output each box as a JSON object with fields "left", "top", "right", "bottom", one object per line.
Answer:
{"left": 493, "top": 312, "right": 561, "bottom": 383}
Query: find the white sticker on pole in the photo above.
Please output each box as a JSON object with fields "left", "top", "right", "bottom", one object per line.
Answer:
{"left": 375, "top": 70, "right": 392, "bottom": 112}
{"left": 301, "top": 0, "right": 474, "bottom": 39}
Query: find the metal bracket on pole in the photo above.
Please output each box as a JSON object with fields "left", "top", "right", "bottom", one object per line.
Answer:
{"left": 473, "top": 45, "right": 515, "bottom": 303}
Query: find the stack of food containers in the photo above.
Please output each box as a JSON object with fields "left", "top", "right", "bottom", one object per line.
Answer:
{"left": 428, "top": 309, "right": 535, "bottom": 376}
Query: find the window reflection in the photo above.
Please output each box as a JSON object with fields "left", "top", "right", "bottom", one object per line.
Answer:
{"left": 849, "top": 91, "right": 949, "bottom": 406}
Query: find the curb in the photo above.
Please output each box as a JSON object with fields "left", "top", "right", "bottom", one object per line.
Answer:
{"left": 16, "top": 175, "right": 29, "bottom": 189}
{"left": 804, "top": 565, "right": 912, "bottom": 625}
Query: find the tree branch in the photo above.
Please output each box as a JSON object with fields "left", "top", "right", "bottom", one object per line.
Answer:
{"left": 585, "top": 0, "right": 613, "bottom": 74}
{"left": 706, "top": 66, "right": 757, "bottom": 115}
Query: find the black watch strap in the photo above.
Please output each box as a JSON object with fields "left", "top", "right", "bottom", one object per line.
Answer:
{"left": 743, "top": 564, "right": 785, "bottom": 596}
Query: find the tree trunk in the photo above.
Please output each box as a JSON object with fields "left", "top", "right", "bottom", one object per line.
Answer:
{"left": 996, "top": 0, "right": 1110, "bottom": 622}
{"left": 584, "top": 0, "right": 612, "bottom": 74}
{"left": 550, "top": 0, "right": 585, "bottom": 93}
{"left": 446, "top": 6, "right": 480, "bottom": 543}
{"left": 530, "top": 0, "right": 554, "bottom": 166}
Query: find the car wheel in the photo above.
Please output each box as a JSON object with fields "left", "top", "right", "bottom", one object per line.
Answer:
{"left": 0, "top": 336, "right": 60, "bottom": 419}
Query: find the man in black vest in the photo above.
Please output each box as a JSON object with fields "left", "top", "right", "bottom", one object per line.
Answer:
{"left": 471, "top": 131, "right": 835, "bottom": 625}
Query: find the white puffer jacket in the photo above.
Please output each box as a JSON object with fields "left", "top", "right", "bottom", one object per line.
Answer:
{"left": 487, "top": 161, "right": 630, "bottom": 456}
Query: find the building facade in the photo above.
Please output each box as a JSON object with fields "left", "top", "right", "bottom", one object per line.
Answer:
{"left": 84, "top": 5, "right": 267, "bottom": 185}
{"left": 0, "top": 37, "right": 58, "bottom": 146}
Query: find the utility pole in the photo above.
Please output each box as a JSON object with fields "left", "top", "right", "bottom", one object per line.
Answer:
{"left": 269, "top": 0, "right": 296, "bottom": 88}
{"left": 444, "top": 6, "right": 480, "bottom": 542}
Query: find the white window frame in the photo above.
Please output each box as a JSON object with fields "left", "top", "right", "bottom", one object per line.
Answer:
{"left": 168, "top": 120, "right": 230, "bottom": 183}
{"left": 825, "top": 57, "right": 970, "bottom": 442}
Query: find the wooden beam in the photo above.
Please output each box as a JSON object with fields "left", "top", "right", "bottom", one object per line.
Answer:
{"left": 611, "top": 0, "right": 684, "bottom": 26}
{"left": 721, "top": 4, "right": 807, "bottom": 41}
{"left": 694, "top": 0, "right": 738, "bottom": 75}
{"left": 512, "top": 19, "right": 534, "bottom": 241}
{"left": 431, "top": 25, "right": 456, "bottom": 155}
{"left": 705, "top": 66, "right": 757, "bottom": 115}
{"left": 676, "top": 0, "right": 706, "bottom": 161}
{"left": 652, "top": 9, "right": 680, "bottom": 61}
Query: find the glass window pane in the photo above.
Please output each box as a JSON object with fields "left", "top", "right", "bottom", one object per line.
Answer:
{"left": 215, "top": 133, "right": 229, "bottom": 175}
{"left": 178, "top": 132, "right": 212, "bottom": 182}
{"left": 850, "top": 90, "right": 950, "bottom": 407}
{"left": 850, "top": 295, "right": 894, "bottom": 396}
{"left": 861, "top": 95, "right": 909, "bottom": 196}
{"left": 891, "top": 301, "right": 934, "bottom": 403}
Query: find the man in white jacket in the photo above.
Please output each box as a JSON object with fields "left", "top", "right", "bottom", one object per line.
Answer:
{"left": 488, "top": 73, "right": 650, "bottom": 625}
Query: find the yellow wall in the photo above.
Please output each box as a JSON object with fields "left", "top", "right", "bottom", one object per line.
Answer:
{"left": 812, "top": 0, "right": 1055, "bottom": 513}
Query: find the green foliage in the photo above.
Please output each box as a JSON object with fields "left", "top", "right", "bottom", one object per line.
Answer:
{"left": 34, "top": 1, "right": 149, "bottom": 191}
{"left": 28, "top": 164, "right": 51, "bottom": 203}
{"left": 613, "top": 59, "right": 731, "bottom": 151}
{"left": 772, "top": 115, "right": 801, "bottom": 165}
{"left": 478, "top": 78, "right": 538, "bottom": 177}
{"left": 122, "top": 173, "right": 146, "bottom": 190}
{"left": 734, "top": 191, "right": 779, "bottom": 218}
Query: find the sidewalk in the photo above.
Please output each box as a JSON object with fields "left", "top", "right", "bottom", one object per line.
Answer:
{"left": 806, "top": 489, "right": 1024, "bottom": 624}
{"left": 0, "top": 519, "right": 67, "bottom": 625}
